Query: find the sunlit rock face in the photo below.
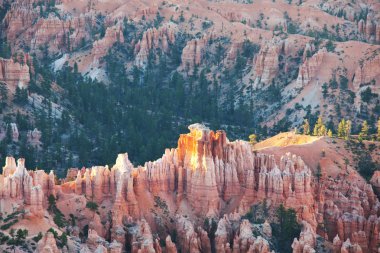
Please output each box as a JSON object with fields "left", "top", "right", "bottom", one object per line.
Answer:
{"left": 177, "top": 123, "right": 226, "bottom": 216}
{"left": 144, "top": 123, "right": 314, "bottom": 217}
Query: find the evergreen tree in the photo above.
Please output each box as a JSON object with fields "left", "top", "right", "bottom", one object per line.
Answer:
{"left": 327, "top": 129, "right": 333, "bottom": 137}
{"left": 326, "top": 40, "right": 335, "bottom": 52}
{"left": 5, "top": 123, "right": 13, "bottom": 144}
{"left": 345, "top": 120, "right": 351, "bottom": 140}
{"left": 215, "top": 43, "right": 224, "bottom": 67}
{"left": 313, "top": 117, "right": 327, "bottom": 136}
{"left": 86, "top": 201, "right": 99, "bottom": 212}
{"left": 74, "top": 62, "right": 78, "bottom": 73}
{"left": 302, "top": 119, "right": 310, "bottom": 135}
{"left": 313, "top": 118, "right": 320, "bottom": 136}
{"left": 316, "top": 163, "right": 322, "bottom": 181}
{"left": 60, "top": 232, "right": 68, "bottom": 247}
{"left": 339, "top": 75, "right": 348, "bottom": 90}
{"left": 358, "top": 121, "right": 369, "bottom": 141}
{"left": 0, "top": 40, "right": 11, "bottom": 59}
{"left": 337, "top": 119, "right": 346, "bottom": 138}
{"left": 248, "top": 134, "right": 257, "bottom": 146}
{"left": 271, "top": 204, "right": 301, "bottom": 253}
{"left": 179, "top": 11, "right": 185, "bottom": 22}
{"left": 0, "top": 83, "right": 8, "bottom": 112}
{"left": 235, "top": 50, "right": 246, "bottom": 81}
{"left": 13, "top": 86, "right": 28, "bottom": 105}
{"left": 322, "top": 82, "right": 328, "bottom": 98}
{"left": 320, "top": 125, "right": 327, "bottom": 136}
{"left": 377, "top": 119, "right": 380, "bottom": 141}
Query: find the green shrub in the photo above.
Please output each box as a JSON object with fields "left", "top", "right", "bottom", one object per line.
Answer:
{"left": 33, "top": 232, "right": 43, "bottom": 242}
{"left": 357, "top": 154, "right": 377, "bottom": 180}
{"left": 53, "top": 213, "right": 66, "bottom": 228}
{"left": 0, "top": 219, "right": 18, "bottom": 230}
{"left": 86, "top": 201, "right": 99, "bottom": 211}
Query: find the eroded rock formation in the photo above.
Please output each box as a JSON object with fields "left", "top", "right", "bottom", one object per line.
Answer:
{"left": 3, "top": 1, "right": 94, "bottom": 53}
{"left": 1, "top": 125, "right": 379, "bottom": 252}
{"left": 370, "top": 171, "right": 380, "bottom": 197}
{"left": 36, "top": 232, "right": 60, "bottom": 253}
{"left": 252, "top": 39, "right": 283, "bottom": 89}
{"left": 357, "top": 12, "right": 380, "bottom": 44}
{"left": 352, "top": 54, "right": 380, "bottom": 90}
{"left": 92, "top": 25, "right": 125, "bottom": 63}
{"left": 0, "top": 157, "right": 54, "bottom": 217}
{"left": 296, "top": 48, "right": 326, "bottom": 88}
{"left": 319, "top": 174, "right": 380, "bottom": 252}
{"left": 134, "top": 25, "right": 176, "bottom": 67}
{"left": 27, "top": 128, "right": 42, "bottom": 147}
{"left": 181, "top": 37, "right": 210, "bottom": 71}
{"left": 292, "top": 221, "right": 317, "bottom": 253}
{"left": 0, "top": 56, "right": 31, "bottom": 88}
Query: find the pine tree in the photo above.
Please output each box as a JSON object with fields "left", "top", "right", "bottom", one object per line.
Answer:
{"left": 216, "top": 43, "right": 224, "bottom": 67}
{"left": 313, "top": 116, "right": 326, "bottom": 136}
{"left": 327, "top": 129, "right": 333, "bottom": 137}
{"left": 322, "top": 83, "right": 328, "bottom": 98}
{"left": 319, "top": 125, "right": 327, "bottom": 136}
{"left": 0, "top": 83, "right": 8, "bottom": 112}
{"left": 345, "top": 120, "right": 351, "bottom": 140}
{"left": 377, "top": 119, "right": 380, "bottom": 141}
{"left": 179, "top": 11, "right": 185, "bottom": 22}
{"left": 272, "top": 204, "right": 301, "bottom": 253}
{"left": 249, "top": 134, "right": 257, "bottom": 146}
{"left": 316, "top": 163, "right": 322, "bottom": 181}
{"left": 303, "top": 119, "right": 310, "bottom": 135}
{"left": 5, "top": 123, "right": 13, "bottom": 143}
{"left": 313, "top": 123, "right": 318, "bottom": 136}
{"left": 358, "top": 121, "right": 368, "bottom": 141}
{"left": 0, "top": 40, "right": 11, "bottom": 59}
{"left": 74, "top": 62, "right": 78, "bottom": 73}
{"left": 337, "top": 119, "right": 346, "bottom": 138}
{"left": 14, "top": 86, "right": 28, "bottom": 105}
